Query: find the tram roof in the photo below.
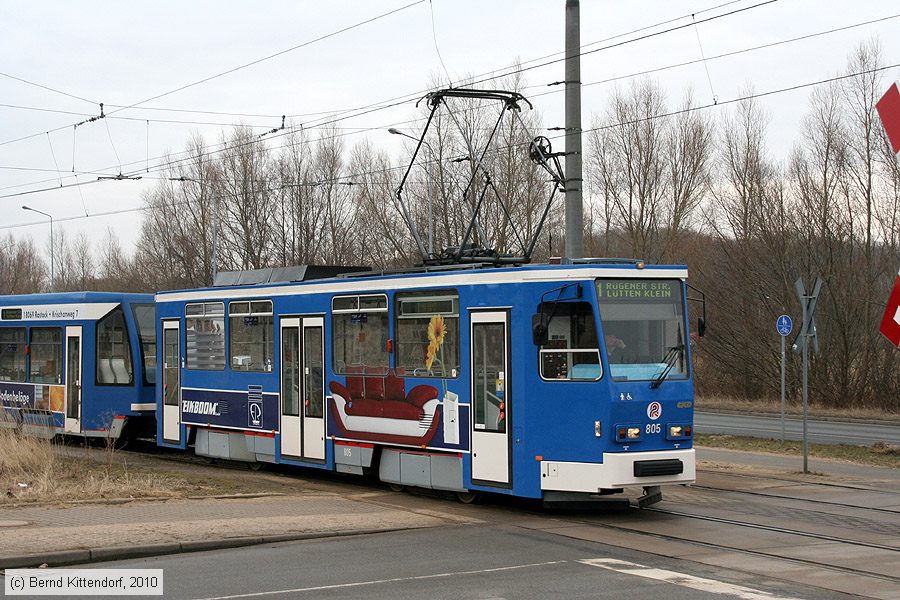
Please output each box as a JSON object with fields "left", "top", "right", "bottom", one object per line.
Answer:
{"left": 0, "top": 291, "right": 154, "bottom": 306}
{"left": 156, "top": 261, "right": 689, "bottom": 304}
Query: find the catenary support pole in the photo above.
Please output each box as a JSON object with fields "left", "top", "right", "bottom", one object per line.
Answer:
{"left": 564, "top": 0, "right": 583, "bottom": 260}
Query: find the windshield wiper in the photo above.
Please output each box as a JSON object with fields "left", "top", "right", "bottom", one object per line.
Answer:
{"left": 650, "top": 345, "right": 684, "bottom": 389}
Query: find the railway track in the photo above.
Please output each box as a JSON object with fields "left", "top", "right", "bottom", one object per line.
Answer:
{"left": 645, "top": 505, "right": 900, "bottom": 552}
{"left": 555, "top": 508, "right": 900, "bottom": 588}
{"left": 689, "top": 481, "right": 900, "bottom": 515}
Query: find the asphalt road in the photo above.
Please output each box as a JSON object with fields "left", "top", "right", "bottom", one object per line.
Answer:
{"left": 89, "top": 525, "right": 835, "bottom": 600}
{"left": 695, "top": 411, "right": 900, "bottom": 445}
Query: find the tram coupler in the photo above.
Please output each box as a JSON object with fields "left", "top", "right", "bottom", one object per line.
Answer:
{"left": 635, "top": 485, "right": 662, "bottom": 508}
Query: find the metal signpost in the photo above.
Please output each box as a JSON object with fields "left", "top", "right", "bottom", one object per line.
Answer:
{"left": 776, "top": 314, "right": 793, "bottom": 444}
{"left": 791, "top": 277, "right": 823, "bottom": 474}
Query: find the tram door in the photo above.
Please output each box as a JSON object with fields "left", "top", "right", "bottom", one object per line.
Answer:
{"left": 302, "top": 317, "right": 325, "bottom": 461}
{"left": 280, "top": 318, "right": 302, "bottom": 458}
{"left": 280, "top": 317, "right": 325, "bottom": 461}
{"left": 64, "top": 326, "right": 82, "bottom": 433}
{"left": 162, "top": 321, "right": 181, "bottom": 444}
{"left": 470, "top": 311, "right": 510, "bottom": 485}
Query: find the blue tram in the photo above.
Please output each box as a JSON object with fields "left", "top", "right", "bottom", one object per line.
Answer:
{"left": 155, "top": 261, "right": 698, "bottom": 503}
{"left": 0, "top": 292, "right": 156, "bottom": 439}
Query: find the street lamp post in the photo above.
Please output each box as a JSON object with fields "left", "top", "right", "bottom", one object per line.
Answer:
{"left": 22, "top": 205, "right": 54, "bottom": 290}
{"left": 389, "top": 128, "right": 434, "bottom": 258}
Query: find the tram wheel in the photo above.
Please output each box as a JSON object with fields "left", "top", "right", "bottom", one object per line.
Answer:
{"left": 247, "top": 461, "right": 263, "bottom": 471}
{"left": 455, "top": 490, "right": 482, "bottom": 504}
{"left": 388, "top": 483, "right": 405, "bottom": 493}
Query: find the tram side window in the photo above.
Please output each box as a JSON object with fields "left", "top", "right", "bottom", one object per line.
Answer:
{"left": 0, "top": 327, "right": 26, "bottom": 382}
{"left": 229, "top": 300, "right": 274, "bottom": 372}
{"left": 332, "top": 294, "right": 389, "bottom": 375}
{"left": 394, "top": 291, "right": 460, "bottom": 378}
{"left": 30, "top": 327, "right": 62, "bottom": 384}
{"left": 132, "top": 304, "right": 157, "bottom": 385}
{"left": 538, "top": 302, "right": 601, "bottom": 381}
{"left": 185, "top": 302, "right": 226, "bottom": 370}
{"left": 97, "top": 307, "right": 134, "bottom": 386}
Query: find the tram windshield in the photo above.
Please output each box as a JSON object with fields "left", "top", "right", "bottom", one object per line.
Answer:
{"left": 596, "top": 279, "right": 687, "bottom": 382}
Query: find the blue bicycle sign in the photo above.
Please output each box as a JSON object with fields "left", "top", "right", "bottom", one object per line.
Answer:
{"left": 776, "top": 314, "right": 793, "bottom": 337}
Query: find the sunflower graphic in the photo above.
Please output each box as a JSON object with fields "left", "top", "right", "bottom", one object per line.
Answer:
{"left": 427, "top": 314, "right": 446, "bottom": 346}
{"left": 425, "top": 315, "right": 448, "bottom": 388}
{"left": 424, "top": 339, "right": 438, "bottom": 371}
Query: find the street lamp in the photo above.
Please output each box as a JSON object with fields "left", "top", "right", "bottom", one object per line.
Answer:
{"left": 22, "top": 205, "right": 54, "bottom": 290}
{"left": 389, "top": 128, "right": 435, "bottom": 258}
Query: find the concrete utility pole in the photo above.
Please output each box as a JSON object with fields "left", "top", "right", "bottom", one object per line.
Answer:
{"left": 564, "top": 0, "right": 584, "bottom": 260}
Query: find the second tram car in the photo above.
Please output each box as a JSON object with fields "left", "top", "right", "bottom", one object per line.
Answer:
{"left": 155, "top": 261, "right": 698, "bottom": 504}
{"left": 0, "top": 292, "right": 157, "bottom": 439}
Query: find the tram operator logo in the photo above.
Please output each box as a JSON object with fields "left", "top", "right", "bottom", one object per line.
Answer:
{"left": 647, "top": 401, "right": 662, "bottom": 420}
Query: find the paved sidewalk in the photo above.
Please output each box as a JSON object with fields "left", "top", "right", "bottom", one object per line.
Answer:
{"left": 0, "top": 489, "right": 474, "bottom": 568}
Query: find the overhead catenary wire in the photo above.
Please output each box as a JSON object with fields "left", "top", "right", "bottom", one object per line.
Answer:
{"left": 100, "top": 6, "right": 882, "bottom": 196}
{"left": 0, "top": 102, "right": 381, "bottom": 131}
{"left": 0, "top": 71, "right": 99, "bottom": 105}
{"left": 73, "top": 0, "right": 751, "bottom": 122}
{"left": 45, "top": 133, "right": 63, "bottom": 188}
{"left": 0, "top": 0, "right": 427, "bottom": 149}
{"left": 5, "top": 0, "right": 779, "bottom": 194}
{"left": 692, "top": 12, "right": 718, "bottom": 104}
{"left": 1, "top": 6, "right": 893, "bottom": 200}
{"left": 110, "top": 0, "right": 785, "bottom": 176}
{"left": 0, "top": 0, "right": 776, "bottom": 157}
{"left": 104, "top": 119, "right": 122, "bottom": 174}
{"left": 2, "top": 61, "right": 897, "bottom": 221}
{"left": 0, "top": 0, "right": 783, "bottom": 204}
{"left": 104, "top": 0, "right": 427, "bottom": 120}
{"left": 429, "top": 0, "right": 453, "bottom": 88}
{"left": 535, "top": 12, "right": 900, "bottom": 95}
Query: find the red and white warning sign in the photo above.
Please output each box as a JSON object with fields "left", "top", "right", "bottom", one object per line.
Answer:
{"left": 881, "top": 269, "right": 900, "bottom": 348}
{"left": 877, "top": 82, "right": 900, "bottom": 154}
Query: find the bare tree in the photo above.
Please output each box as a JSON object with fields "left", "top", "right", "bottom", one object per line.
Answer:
{"left": 216, "top": 128, "right": 275, "bottom": 270}
{"left": 587, "top": 80, "right": 712, "bottom": 262}
{"left": 0, "top": 235, "right": 45, "bottom": 294}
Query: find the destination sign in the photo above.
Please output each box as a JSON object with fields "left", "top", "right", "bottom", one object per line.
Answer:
{"left": 0, "top": 303, "right": 119, "bottom": 322}
{"left": 597, "top": 279, "right": 677, "bottom": 301}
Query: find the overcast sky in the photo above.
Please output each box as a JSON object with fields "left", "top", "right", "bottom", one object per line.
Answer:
{"left": 2, "top": 0, "right": 898, "bottom": 253}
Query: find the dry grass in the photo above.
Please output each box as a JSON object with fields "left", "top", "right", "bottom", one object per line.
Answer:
{"left": 871, "top": 441, "right": 900, "bottom": 456}
{"left": 0, "top": 426, "right": 211, "bottom": 504}
{"left": 696, "top": 395, "right": 900, "bottom": 423}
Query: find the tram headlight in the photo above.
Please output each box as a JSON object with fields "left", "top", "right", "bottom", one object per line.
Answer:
{"left": 616, "top": 425, "right": 641, "bottom": 442}
{"left": 667, "top": 423, "right": 692, "bottom": 440}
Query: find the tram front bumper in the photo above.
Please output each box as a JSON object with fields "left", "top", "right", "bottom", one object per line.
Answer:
{"left": 539, "top": 449, "right": 695, "bottom": 492}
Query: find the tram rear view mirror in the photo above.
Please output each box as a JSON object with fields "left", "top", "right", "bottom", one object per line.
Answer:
{"left": 532, "top": 313, "right": 550, "bottom": 346}
{"left": 697, "top": 317, "right": 706, "bottom": 337}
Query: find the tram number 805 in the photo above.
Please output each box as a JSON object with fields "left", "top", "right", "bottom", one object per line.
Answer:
{"left": 645, "top": 423, "right": 661, "bottom": 435}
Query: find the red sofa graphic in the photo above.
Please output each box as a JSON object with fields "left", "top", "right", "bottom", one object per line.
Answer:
{"left": 328, "top": 367, "right": 442, "bottom": 446}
